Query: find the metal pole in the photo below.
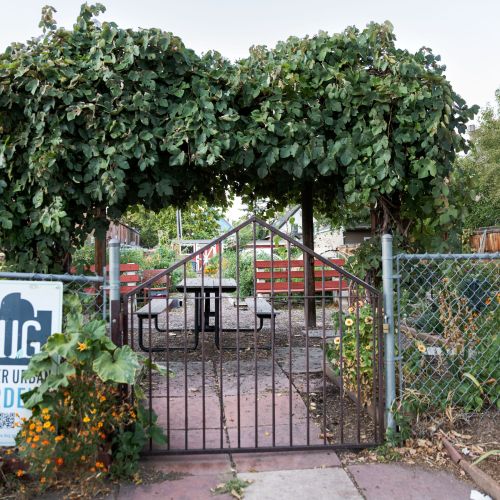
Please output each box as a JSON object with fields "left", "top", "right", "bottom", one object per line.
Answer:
{"left": 382, "top": 234, "right": 396, "bottom": 432}
{"left": 109, "top": 238, "right": 120, "bottom": 302}
{"left": 109, "top": 238, "right": 121, "bottom": 343}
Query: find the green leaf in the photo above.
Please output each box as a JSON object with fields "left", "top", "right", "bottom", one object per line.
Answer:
{"left": 25, "top": 78, "right": 39, "bottom": 94}
{"left": 93, "top": 345, "right": 141, "bottom": 384}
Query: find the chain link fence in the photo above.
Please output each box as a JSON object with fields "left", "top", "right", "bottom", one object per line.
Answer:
{"left": 0, "top": 271, "right": 106, "bottom": 321}
{"left": 395, "top": 253, "right": 499, "bottom": 421}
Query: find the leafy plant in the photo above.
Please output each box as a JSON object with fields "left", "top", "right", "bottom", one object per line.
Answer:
{"left": 15, "top": 295, "right": 168, "bottom": 490}
{"left": 326, "top": 301, "right": 376, "bottom": 405}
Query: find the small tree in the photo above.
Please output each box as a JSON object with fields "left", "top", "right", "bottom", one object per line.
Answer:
{"left": 122, "top": 202, "right": 225, "bottom": 248}
{"left": 460, "top": 90, "right": 500, "bottom": 231}
{"left": 227, "top": 23, "right": 477, "bottom": 324}
{"left": 0, "top": 4, "right": 235, "bottom": 271}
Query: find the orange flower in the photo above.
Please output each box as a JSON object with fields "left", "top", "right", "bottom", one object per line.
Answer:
{"left": 83, "top": 416, "right": 91, "bottom": 423}
{"left": 16, "top": 469, "right": 24, "bottom": 477}
{"left": 29, "top": 423, "right": 35, "bottom": 430}
{"left": 41, "top": 408, "right": 49, "bottom": 415}
{"left": 56, "top": 457, "right": 64, "bottom": 466}
{"left": 31, "top": 443, "right": 37, "bottom": 449}
{"left": 42, "top": 440, "right": 50, "bottom": 446}
{"left": 77, "top": 342, "right": 88, "bottom": 351}
{"left": 33, "top": 435, "right": 40, "bottom": 442}
{"left": 40, "top": 477, "right": 46, "bottom": 484}
{"left": 55, "top": 435, "right": 64, "bottom": 442}
{"left": 100, "top": 395, "right": 106, "bottom": 402}
{"left": 43, "top": 421, "right": 51, "bottom": 429}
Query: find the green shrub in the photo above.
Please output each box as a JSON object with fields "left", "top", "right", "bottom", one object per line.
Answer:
{"left": 14, "top": 296, "right": 167, "bottom": 492}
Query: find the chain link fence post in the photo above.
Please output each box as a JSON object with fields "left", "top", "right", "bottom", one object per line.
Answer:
{"left": 382, "top": 234, "right": 396, "bottom": 432}
{"left": 109, "top": 238, "right": 122, "bottom": 346}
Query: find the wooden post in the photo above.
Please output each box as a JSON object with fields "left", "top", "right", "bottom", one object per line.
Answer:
{"left": 94, "top": 207, "right": 107, "bottom": 309}
{"left": 301, "top": 182, "right": 316, "bottom": 328}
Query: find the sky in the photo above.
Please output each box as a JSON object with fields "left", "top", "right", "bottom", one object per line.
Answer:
{"left": 1, "top": 0, "right": 499, "bottom": 221}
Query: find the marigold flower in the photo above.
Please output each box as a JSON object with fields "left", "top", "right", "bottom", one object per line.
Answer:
{"left": 416, "top": 342, "right": 426, "bottom": 353}
{"left": 55, "top": 435, "right": 64, "bottom": 442}
{"left": 42, "top": 440, "right": 50, "bottom": 446}
{"left": 56, "top": 457, "right": 64, "bottom": 466}
{"left": 83, "top": 416, "right": 91, "bottom": 423}
{"left": 50, "top": 425, "right": 56, "bottom": 433}
{"left": 77, "top": 342, "right": 88, "bottom": 351}
{"left": 29, "top": 423, "right": 35, "bottom": 430}
{"left": 16, "top": 469, "right": 24, "bottom": 477}
{"left": 100, "top": 395, "right": 106, "bottom": 402}
{"left": 41, "top": 408, "right": 49, "bottom": 415}
{"left": 36, "top": 426, "right": 43, "bottom": 432}
{"left": 33, "top": 435, "right": 40, "bottom": 442}
{"left": 31, "top": 443, "right": 37, "bottom": 449}
{"left": 345, "top": 318, "right": 354, "bottom": 327}
{"left": 40, "top": 477, "right": 46, "bottom": 484}
{"left": 43, "top": 421, "right": 51, "bottom": 429}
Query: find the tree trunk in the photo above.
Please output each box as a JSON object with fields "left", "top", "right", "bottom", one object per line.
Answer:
{"left": 94, "top": 208, "right": 107, "bottom": 309}
{"left": 301, "top": 183, "right": 316, "bottom": 328}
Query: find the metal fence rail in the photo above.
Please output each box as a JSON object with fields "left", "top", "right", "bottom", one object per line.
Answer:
{"left": 395, "top": 253, "right": 499, "bottom": 420}
{"left": 0, "top": 271, "right": 106, "bottom": 320}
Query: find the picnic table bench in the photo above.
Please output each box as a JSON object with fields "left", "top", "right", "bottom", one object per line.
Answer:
{"left": 255, "top": 258, "right": 348, "bottom": 295}
{"left": 244, "top": 297, "right": 278, "bottom": 332}
{"left": 136, "top": 297, "right": 183, "bottom": 352}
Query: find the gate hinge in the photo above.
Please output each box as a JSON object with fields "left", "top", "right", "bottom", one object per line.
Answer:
{"left": 383, "top": 323, "right": 390, "bottom": 333}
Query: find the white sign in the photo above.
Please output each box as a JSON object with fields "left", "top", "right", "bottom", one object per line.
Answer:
{"left": 0, "top": 281, "right": 63, "bottom": 446}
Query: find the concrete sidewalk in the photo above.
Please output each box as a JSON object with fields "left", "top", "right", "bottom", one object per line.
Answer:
{"left": 117, "top": 451, "right": 476, "bottom": 500}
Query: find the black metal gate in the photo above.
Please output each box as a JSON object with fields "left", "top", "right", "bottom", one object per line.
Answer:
{"left": 120, "top": 216, "right": 384, "bottom": 454}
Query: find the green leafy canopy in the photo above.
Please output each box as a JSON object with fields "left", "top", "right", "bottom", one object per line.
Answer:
{"left": 0, "top": 7, "right": 478, "bottom": 270}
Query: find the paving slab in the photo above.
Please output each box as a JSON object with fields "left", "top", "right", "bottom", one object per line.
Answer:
{"left": 348, "top": 463, "right": 473, "bottom": 500}
{"left": 238, "top": 468, "right": 362, "bottom": 500}
{"left": 141, "top": 454, "right": 233, "bottom": 476}
{"left": 118, "top": 473, "right": 233, "bottom": 500}
{"left": 276, "top": 347, "right": 324, "bottom": 373}
{"left": 304, "top": 328, "right": 336, "bottom": 338}
{"left": 233, "top": 449, "right": 340, "bottom": 472}
{"left": 152, "top": 428, "right": 227, "bottom": 451}
{"left": 226, "top": 421, "right": 325, "bottom": 448}
{"left": 153, "top": 395, "right": 223, "bottom": 430}
{"left": 223, "top": 391, "right": 309, "bottom": 428}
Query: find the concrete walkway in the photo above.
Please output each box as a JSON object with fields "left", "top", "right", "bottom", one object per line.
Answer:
{"left": 117, "top": 451, "right": 476, "bottom": 500}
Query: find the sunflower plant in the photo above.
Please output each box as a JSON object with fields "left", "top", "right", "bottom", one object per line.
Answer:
{"left": 326, "top": 301, "right": 376, "bottom": 405}
{"left": 13, "top": 295, "right": 167, "bottom": 491}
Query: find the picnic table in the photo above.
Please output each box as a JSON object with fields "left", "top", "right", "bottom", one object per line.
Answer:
{"left": 176, "top": 277, "right": 237, "bottom": 348}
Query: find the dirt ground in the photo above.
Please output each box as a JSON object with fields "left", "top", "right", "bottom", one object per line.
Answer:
{"left": 336, "top": 410, "right": 499, "bottom": 486}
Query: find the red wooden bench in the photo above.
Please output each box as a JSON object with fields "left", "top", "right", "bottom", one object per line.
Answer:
{"left": 72, "top": 263, "right": 141, "bottom": 295}
{"left": 255, "top": 258, "right": 348, "bottom": 295}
